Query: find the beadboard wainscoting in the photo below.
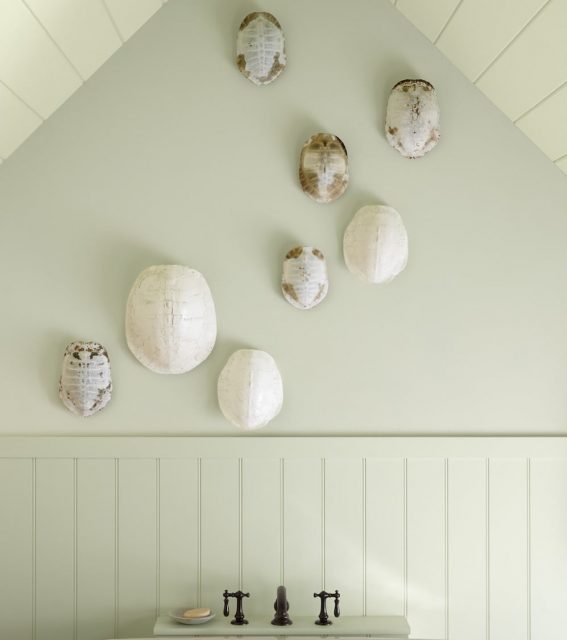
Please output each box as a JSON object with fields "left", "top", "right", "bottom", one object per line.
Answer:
{"left": 1, "top": 437, "right": 566, "bottom": 640}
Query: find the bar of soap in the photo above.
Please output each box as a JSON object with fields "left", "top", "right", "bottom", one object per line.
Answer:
{"left": 183, "top": 608, "right": 211, "bottom": 619}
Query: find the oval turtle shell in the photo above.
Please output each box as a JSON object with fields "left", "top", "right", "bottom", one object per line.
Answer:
{"left": 281, "top": 246, "right": 329, "bottom": 310}
{"left": 236, "top": 12, "right": 287, "bottom": 86}
{"left": 59, "top": 341, "right": 112, "bottom": 417}
{"left": 217, "top": 349, "right": 283, "bottom": 430}
{"left": 299, "top": 133, "right": 349, "bottom": 203}
{"left": 343, "top": 205, "right": 408, "bottom": 284}
{"left": 125, "top": 265, "right": 217, "bottom": 374}
{"left": 385, "top": 79, "right": 440, "bottom": 158}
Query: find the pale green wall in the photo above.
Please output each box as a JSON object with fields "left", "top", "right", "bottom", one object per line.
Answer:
{"left": 1, "top": 0, "right": 567, "bottom": 435}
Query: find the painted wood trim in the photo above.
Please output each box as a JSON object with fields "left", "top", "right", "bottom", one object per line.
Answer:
{"left": 1, "top": 436, "right": 566, "bottom": 459}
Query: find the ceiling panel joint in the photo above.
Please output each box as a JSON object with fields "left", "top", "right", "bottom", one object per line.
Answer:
{"left": 473, "top": 0, "right": 551, "bottom": 84}
{"left": 21, "top": 0, "right": 85, "bottom": 82}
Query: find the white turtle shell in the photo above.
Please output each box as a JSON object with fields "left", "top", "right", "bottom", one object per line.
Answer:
{"left": 125, "top": 265, "right": 217, "bottom": 374}
{"left": 59, "top": 341, "right": 112, "bottom": 417}
{"left": 385, "top": 79, "right": 440, "bottom": 158}
{"left": 218, "top": 349, "right": 283, "bottom": 431}
{"left": 236, "top": 12, "right": 286, "bottom": 86}
{"left": 282, "top": 246, "right": 329, "bottom": 310}
{"left": 343, "top": 205, "right": 408, "bottom": 284}
{"left": 299, "top": 133, "right": 349, "bottom": 203}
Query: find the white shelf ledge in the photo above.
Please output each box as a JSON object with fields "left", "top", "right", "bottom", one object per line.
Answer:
{"left": 153, "top": 615, "right": 410, "bottom": 638}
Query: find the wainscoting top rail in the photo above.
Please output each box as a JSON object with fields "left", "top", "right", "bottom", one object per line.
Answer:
{"left": 0, "top": 435, "right": 566, "bottom": 458}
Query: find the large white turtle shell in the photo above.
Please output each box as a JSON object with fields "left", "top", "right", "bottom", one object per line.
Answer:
{"left": 343, "top": 205, "right": 408, "bottom": 284}
{"left": 299, "top": 133, "right": 349, "bottom": 203}
{"left": 125, "top": 265, "right": 217, "bottom": 374}
{"left": 236, "top": 12, "right": 286, "bottom": 86}
{"left": 59, "top": 341, "right": 112, "bottom": 417}
{"left": 282, "top": 246, "right": 329, "bottom": 310}
{"left": 218, "top": 349, "right": 283, "bottom": 431}
{"left": 385, "top": 79, "right": 440, "bottom": 158}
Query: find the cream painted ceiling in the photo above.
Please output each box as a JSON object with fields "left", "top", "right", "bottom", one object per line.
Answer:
{"left": 0, "top": 0, "right": 565, "bottom": 174}
{"left": 392, "top": 0, "right": 567, "bottom": 175}
{"left": 0, "top": 0, "right": 167, "bottom": 164}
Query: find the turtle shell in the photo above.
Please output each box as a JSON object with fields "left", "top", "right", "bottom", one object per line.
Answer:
{"left": 236, "top": 12, "right": 286, "bottom": 86}
{"left": 59, "top": 341, "right": 112, "bottom": 417}
{"left": 385, "top": 79, "right": 440, "bottom": 158}
{"left": 299, "top": 133, "right": 349, "bottom": 203}
{"left": 125, "top": 265, "right": 217, "bottom": 374}
{"left": 281, "top": 246, "right": 329, "bottom": 310}
{"left": 343, "top": 205, "right": 408, "bottom": 284}
{"left": 217, "top": 349, "right": 283, "bottom": 431}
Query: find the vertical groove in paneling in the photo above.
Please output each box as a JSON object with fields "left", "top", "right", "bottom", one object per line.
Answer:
{"left": 156, "top": 458, "right": 161, "bottom": 618}
{"left": 113, "top": 459, "right": 119, "bottom": 639}
{"left": 280, "top": 458, "right": 285, "bottom": 584}
{"left": 526, "top": 459, "right": 531, "bottom": 640}
{"left": 486, "top": 459, "right": 490, "bottom": 640}
{"left": 238, "top": 458, "right": 243, "bottom": 590}
{"left": 486, "top": 458, "right": 490, "bottom": 640}
{"left": 403, "top": 458, "right": 408, "bottom": 619}
{"left": 362, "top": 458, "right": 367, "bottom": 616}
{"left": 321, "top": 458, "right": 326, "bottom": 590}
{"left": 32, "top": 458, "right": 37, "bottom": 640}
{"left": 73, "top": 459, "right": 77, "bottom": 640}
{"left": 444, "top": 459, "right": 449, "bottom": 640}
{"left": 197, "top": 458, "right": 202, "bottom": 607}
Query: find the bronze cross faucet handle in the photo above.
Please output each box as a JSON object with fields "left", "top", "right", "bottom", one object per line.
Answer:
{"left": 313, "top": 590, "right": 340, "bottom": 625}
{"left": 223, "top": 589, "right": 250, "bottom": 625}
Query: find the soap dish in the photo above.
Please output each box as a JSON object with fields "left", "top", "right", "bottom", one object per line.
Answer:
{"left": 169, "top": 609, "right": 215, "bottom": 625}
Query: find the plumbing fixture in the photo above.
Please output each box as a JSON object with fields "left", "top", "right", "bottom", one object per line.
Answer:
{"left": 271, "top": 585, "right": 292, "bottom": 626}
{"left": 223, "top": 589, "right": 250, "bottom": 625}
{"left": 313, "top": 590, "right": 340, "bottom": 625}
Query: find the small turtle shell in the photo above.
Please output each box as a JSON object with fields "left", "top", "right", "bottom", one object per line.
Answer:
{"left": 125, "top": 265, "right": 217, "bottom": 374}
{"left": 59, "top": 341, "right": 112, "bottom": 417}
{"left": 236, "top": 12, "right": 286, "bottom": 86}
{"left": 217, "top": 349, "right": 283, "bottom": 431}
{"left": 299, "top": 133, "right": 349, "bottom": 204}
{"left": 343, "top": 205, "right": 408, "bottom": 284}
{"left": 281, "top": 246, "right": 329, "bottom": 310}
{"left": 385, "top": 79, "right": 440, "bottom": 158}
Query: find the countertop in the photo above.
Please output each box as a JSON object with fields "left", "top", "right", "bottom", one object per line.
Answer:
{"left": 153, "top": 615, "right": 410, "bottom": 638}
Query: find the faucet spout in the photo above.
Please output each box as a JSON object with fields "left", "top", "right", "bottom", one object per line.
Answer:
{"left": 271, "top": 585, "right": 292, "bottom": 626}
